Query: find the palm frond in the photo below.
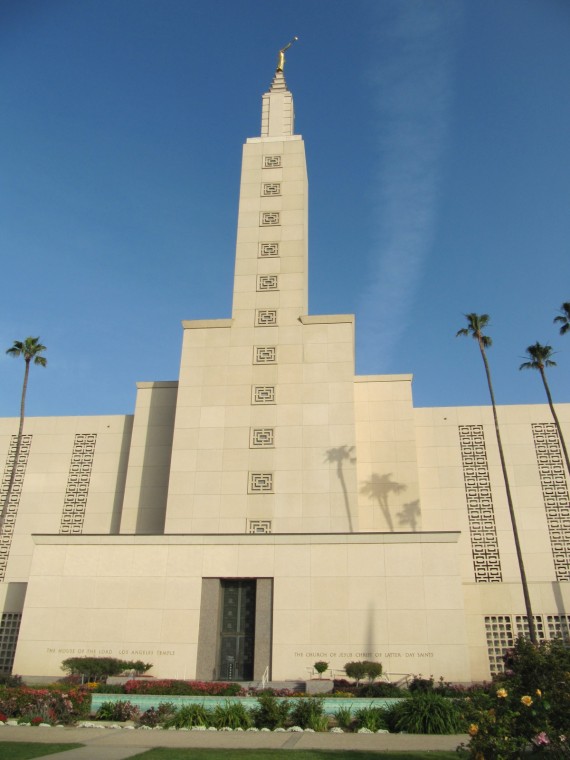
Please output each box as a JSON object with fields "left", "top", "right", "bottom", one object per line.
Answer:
{"left": 519, "top": 342, "right": 557, "bottom": 371}
{"left": 554, "top": 302, "right": 570, "bottom": 335}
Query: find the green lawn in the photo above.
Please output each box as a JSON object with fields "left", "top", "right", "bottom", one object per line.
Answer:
{"left": 0, "top": 742, "right": 83, "bottom": 759}
{"left": 129, "top": 750, "right": 466, "bottom": 760}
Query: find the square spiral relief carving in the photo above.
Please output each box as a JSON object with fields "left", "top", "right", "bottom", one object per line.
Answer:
{"left": 250, "top": 428, "right": 274, "bottom": 448}
{"left": 260, "top": 212, "right": 280, "bottom": 226}
{"left": 248, "top": 519, "right": 272, "bottom": 534}
{"left": 263, "top": 155, "right": 281, "bottom": 168}
{"left": 532, "top": 423, "right": 570, "bottom": 581}
{"left": 256, "top": 309, "right": 277, "bottom": 326}
{"left": 262, "top": 183, "right": 281, "bottom": 196}
{"left": 259, "top": 243, "right": 279, "bottom": 258}
{"left": 0, "top": 434, "right": 32, "bottom": 583}
{"left": 257, "top": 275, "right": 278, "bottom": 291}
{"left": 249, "top": 472, "right": 274, "bottom": 493}
{"left": 459, "top": 425, "right": 502, "bottom": 583}
{"left": 252, "top": 386, "right": 275, "bottom": 404}
{"left": 60, "top": 433, "right": 97, "bottom": 535}
{"left": 254, "top": 346, "right": 276, "bottom": 364}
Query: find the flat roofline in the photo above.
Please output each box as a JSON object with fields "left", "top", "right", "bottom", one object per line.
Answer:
{"left": 356, "top": 374, "right": 413, "bottom": 383}
{"left": 136, "top": 381, "right": 178, "bottom": 389}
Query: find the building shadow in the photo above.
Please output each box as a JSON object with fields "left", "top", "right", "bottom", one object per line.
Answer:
{"left": 325, "top": 445, "right": 356, "bottom": 532}
{"left": 360, "top": 473, "right": 406, "bottom": 532}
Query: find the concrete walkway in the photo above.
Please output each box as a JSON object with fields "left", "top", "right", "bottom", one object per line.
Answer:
{"left": 0, "top": 724, "right": 468, "bottom": 759}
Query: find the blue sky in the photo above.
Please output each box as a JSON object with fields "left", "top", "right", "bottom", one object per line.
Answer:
{"left": 1, "top": 0, "right": 569, "bottom": 418}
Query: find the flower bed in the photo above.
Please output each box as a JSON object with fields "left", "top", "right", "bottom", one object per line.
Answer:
{"left": 0, "top": 685, "right": 91, "bottom": 725}
{"left": 125, "top": 679, "right": 245, "bottom": 696}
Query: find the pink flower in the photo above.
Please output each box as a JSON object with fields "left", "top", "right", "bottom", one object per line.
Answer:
{"left": 532, "top": 732, "right": 550, "bottom": 746}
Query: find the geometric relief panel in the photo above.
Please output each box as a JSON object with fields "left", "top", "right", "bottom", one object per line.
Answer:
{"left": 257, "top": 275, "right": 278, "bottom": 291}
{"left": 262, "top": 183, "right": 281, "bottom": 196}
{"left": 532, "top": 423, "right": 570, "bottom": 581}
{"left": 60, "top": 433, "right": 97, "bottom": 535}
{"left": 0, "top": 612, "right": 22, "bottom": 674}
{"left": 250, "top": 428, "right": 274, "bottom": 448}
{"left": 247, "top": 519, "right": 272, "bottom": 534}
{"left": 458, "top": 425, "right": 502, "bottom": 582}
{"left": 255, "top": 310, "right": 277, "bottom": 326}
{"left": 263, "top": 155, "right": 282, "bottom": 168}
{"left": 0, "top": 434, "right": 32, "bottom": 583}
{"left": 254, "top": 347, "right": 276, "bottom": 364}
{"left": 260, "top": 212, "right": 280, "bottom": 227}
{"left": 259, "top": 243, "right": 279, "bottom": 258}
{"left": 252, "top": 386, "right": 275, "bottom": 405}
{"left": 248, "top": 473, "right": 273, "bottom": 493}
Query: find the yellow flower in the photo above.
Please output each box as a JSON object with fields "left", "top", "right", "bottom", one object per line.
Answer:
{"left": 469, "top": 723, "right": 479, "bottom": 736}
{"left": 521, "top": 695, "right": 533, "bottom": 707}
{"left": 496, "top": 688, "right": 508, "bottom": 698}
{"left": 536, "top": 689, "right": 542, "bottom": 697}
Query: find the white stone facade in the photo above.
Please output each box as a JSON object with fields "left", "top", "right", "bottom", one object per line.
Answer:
{"left": 1, "top": 69, "right": 569, "bottom": 684}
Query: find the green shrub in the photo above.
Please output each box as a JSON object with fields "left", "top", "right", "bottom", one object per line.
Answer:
{"left": 408, "top": 674, "right": 435, "bottom": 693}
{"left": 212, "top": 700, "right": 252, "bottom": 729}
{"left": 333, "top": 704, "right": 353, "bottom": 730}
{"left": 290, "top": 696, "right": 327, "bottom": 730}
{"left": 357, "top": 681, "right": 404, "bottom": 698}
{"left": 251, "top": 691, "right": 290, "bottom": 729}
{"left": 92, "top": 683, "right": 124, "bottom": 693}
{"left": 462, "top": 638, "right": 570, "bottom": 759}
{"left": 163, "top": 703, "right": 213, "bottom": 729}
{"left": 386, "top": 692, "right": 465, "bottom": 734}
{"left": 138, "top": 702, "right": 177, "bottom": 727}
{"left": 314, "top": 660, "right": 329, "bottom": 676}
{"left": 0, "top": 674, "right": 22, "bottom": 687}
{"left": 96, "top": 700, "right": 140, "bottom": 722}
{"left": 344, "top": 660, "right": 382, "bottom": 684}
{"left": 362, "top": 660, "right": 382, "bottom": 681}
{"left": 61, "top": 656, "right": 151, "bottom": 682}
{"left": 354, "top": 704, "right": 388, "bottom": 732}
{"left": 344, "top": 661, "right": 368, "bottom": 684}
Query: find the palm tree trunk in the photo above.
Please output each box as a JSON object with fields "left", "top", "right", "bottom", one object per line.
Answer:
{"left": 539, "top": 367, "right": 570, "bottom": 478}
{"left": 479, "top": 342, "right": 538, "bottom": 644}
{"left": 0, "top": 359, "right": 30, "bottom": 533}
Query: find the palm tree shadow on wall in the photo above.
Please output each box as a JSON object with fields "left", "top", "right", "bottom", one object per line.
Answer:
{"left": 397, "top": 499, "right": 420, "bottom": 532}
{"left": 325, "top": 446, "right": 356, "bottom": 532}
{"left": 360, "top": 473, "right": 406, "bottom": 533}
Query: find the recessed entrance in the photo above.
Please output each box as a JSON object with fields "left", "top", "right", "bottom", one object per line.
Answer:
{"left": 196, "top": 577, "right": 272, "bottom": 682}
{"left": 219, "top": 579, "right": 256, "bottom": 681}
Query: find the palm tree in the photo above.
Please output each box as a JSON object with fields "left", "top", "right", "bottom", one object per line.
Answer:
{"left": 553, "top": 302, "right": 570, "bottom": 336}
{"left": 520, "top": 342, "right": 570, "bottom": 477}
{"left": 457, "top": 314, "right": 537, "bottom": 643}
{"left": 0, "top": 338, "right": 47, "bottom": 533}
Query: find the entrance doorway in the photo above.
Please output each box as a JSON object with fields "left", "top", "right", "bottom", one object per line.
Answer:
{"left": 219, "top": 579, "right": 256, "bottom": 681}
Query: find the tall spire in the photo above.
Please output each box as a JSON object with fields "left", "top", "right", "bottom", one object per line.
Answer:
{"left": 261, "top": 38, "right": 298, "bottom": 137}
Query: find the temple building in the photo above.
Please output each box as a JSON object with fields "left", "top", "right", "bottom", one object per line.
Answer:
{"left": 1, "top": 63, "right": 569, "bottom": 684}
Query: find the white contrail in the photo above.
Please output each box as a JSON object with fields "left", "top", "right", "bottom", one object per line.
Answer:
{"left": 357, "top": 2, "right": 463, "bottom": 373}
